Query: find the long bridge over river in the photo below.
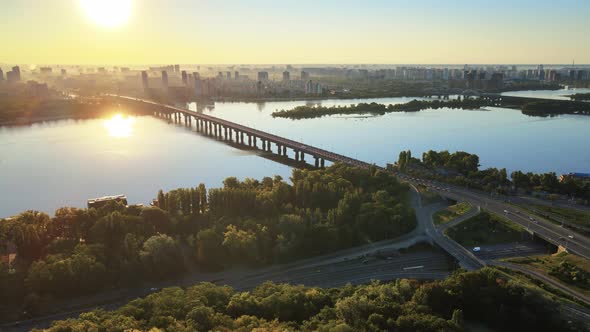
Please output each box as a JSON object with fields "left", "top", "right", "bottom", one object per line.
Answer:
{"left": 114, "top": 95, "right": 373, "bottom": 170}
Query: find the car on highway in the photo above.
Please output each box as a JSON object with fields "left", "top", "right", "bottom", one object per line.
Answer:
{"left": 568, "top": 235, "right": 575, "bottom": 239}
{"left": 472, "top": 247, "right": 481, "bottom": 252}
{"left": 503, "top": 210, "right": 509, "bottom": 214}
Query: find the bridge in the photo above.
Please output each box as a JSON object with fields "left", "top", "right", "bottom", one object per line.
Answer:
{"left": 114, "top": 96, "right": 373, "bottom": 169}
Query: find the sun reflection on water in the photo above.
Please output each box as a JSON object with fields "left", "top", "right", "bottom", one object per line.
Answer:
{"left": 103, "top": 114, "right": 135, "bottom": 138}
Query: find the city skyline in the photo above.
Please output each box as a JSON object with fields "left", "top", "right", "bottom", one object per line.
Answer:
{"left": 2, "top": 0, "right": 590, "bottom": 65}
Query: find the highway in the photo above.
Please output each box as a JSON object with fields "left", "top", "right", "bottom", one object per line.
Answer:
{"left": 398, "top": 175, "right": 590, "bottom": 261}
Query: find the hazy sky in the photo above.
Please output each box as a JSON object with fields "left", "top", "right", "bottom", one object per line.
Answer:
{"left": 1, "top": 0, "right": 589, "bottom": 65}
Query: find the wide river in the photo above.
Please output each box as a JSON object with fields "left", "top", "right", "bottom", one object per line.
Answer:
{"left": 1, "top": 88, "right": 590, "bottom": 217}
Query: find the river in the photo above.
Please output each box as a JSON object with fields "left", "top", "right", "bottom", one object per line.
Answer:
{"left": 1, "top": 88, "right": 589, "bottom": 217}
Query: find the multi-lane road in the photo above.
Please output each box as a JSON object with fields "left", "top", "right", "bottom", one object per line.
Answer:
{"left": 398, "top": 174, "right": 590, "bottom": 260}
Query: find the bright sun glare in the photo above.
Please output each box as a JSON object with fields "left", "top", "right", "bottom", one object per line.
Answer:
{"left": 104, "top": 114, "right": 135, "bottom": 138}
{"left": 80, "top": 0, "right": 132, "bottom": 28}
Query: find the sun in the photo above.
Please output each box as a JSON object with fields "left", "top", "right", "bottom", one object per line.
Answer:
{"left": 80, "top": 0, "right": 132, "bottom": 28}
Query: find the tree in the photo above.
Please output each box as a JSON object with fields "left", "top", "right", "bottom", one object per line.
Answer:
{"left": 157, "top": 190, "right": 166, "bottom": 210}
{"left": 195, "top": 228, "right": 224, "bottom": 267}
{"left": 141, "top": 207, "right": 171, "bottom": 234}
{"left": 140, "top": 234, "right": 184, "bottom": 279}
{"left": 11, "top": 210, "right": 51, "bottom": 261}
{"left": 222, "top": 225, "right": 259, "bottom": 263}
{"left": 451, "top": 309, "right": 464, "bottom": 327}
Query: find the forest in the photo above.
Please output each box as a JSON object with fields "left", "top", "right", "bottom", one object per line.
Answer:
{"left": 34, "top": 268, "right": 582, "bottom": 332}
{"left": 0, "top": 164, "right": 415, "bottom": 320}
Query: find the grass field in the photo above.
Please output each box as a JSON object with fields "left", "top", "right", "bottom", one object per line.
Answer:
{"left": 505, "top": 252, "right": 590, "bottom": 296}
{"left": 530, "top": 204, "right": 590, "bottom": 228}
{"left": 433, "top": 202, "right": 472, "bottom": 225}
{"left": 415, "top": 184, "right": 443, "bottom": 205}
{"left": 446, "top": 211, "right": 525, "bottom": 247}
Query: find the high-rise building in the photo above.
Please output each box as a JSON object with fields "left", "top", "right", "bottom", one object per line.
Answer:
{"left": 161, "top": 71, "right": 169, "bottom": 88}
{"left": 141, "top": 71, "right": 149, "bottom": 91}
{"left": 0, "top": 68, "right": 4, "bottom": 81}
{"left": 11, "top": 66, "right": 21, "bottom": 81}
{"left": 226, "top": 71, "right": 231, "bottom": 80}
{"left": 181, "top": 70, "right": 188, "bottom": 85}
{"left": 234, "top": 71, "right": 239, "bottom": 80}
{"left": 258, "top": 71, "right": 269, "bottom": 81}
{"left": 174, "top": 64, "right": 180, "bottom": 73}
{"left": 301, "top": 71, "right": 310, "bottom": 80}
{"left": 282, "top": 71, "right": 290, "bottom": 82}
{"left": 61, "top": 69, "right": 67, "bottom": 76}
{"left": 193, "top": 72, "right": 200, "bottom": 81}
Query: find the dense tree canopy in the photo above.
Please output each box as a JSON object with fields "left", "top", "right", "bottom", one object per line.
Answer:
{"left": 34, "top": 268, "right": 580, "bottom": 332}
{"left": 0, "top": 164, "right": 415, "bottom": 320}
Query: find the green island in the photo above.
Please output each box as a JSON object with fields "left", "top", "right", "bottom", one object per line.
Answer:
{"left": 445, "top": 211, "right": 525, "bottom": 247}
{"left": 271, "top": 96, "right": 590, "bottom": 120}
{"left": 433, "top": 202, "right": 472, "bottom": 226}
{"left": 521, "top": 100, "right": 590, "bottom": 117}
{"left": 569, "top": 93, "right": 590, "bottom": 101}
{"left": 0, "top": 165, "right": 416, "bottom": 320}
{"left": 32, "top": 268, "right": 576, "bottom": 332}
{"left": 271, "top": 98, "right": 492, "bottom": 119}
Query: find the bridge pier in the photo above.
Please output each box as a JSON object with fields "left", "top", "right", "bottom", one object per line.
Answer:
{"left": 282, "top": 145, "right": 287, "bottom": 157}
{"left": 320, "top": 158, "right": 325, "bottom": 168}
{"left": 314, "top": 156, "right": 319, "bottom": 168}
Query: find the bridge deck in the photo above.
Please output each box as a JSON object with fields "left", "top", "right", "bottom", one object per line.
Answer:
{"left": 117, "top": 96, "right": 374, "bottom": 169}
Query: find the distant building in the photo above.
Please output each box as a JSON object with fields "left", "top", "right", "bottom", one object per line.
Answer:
{"left": 161, "top": 71, "right": 169, "bottom": 88}
{"left": 256, "top": 80, "right": 263, "bottom": 95}
{"left": 301, "top": 70, "right": 310, "bottom": 80}
{"left": 560, "top": 173, "right": 590, "bottom": 183}
{"left": 234, "top": 71, "right": 240, "bottom": 80}
{"left": 282, "top": 71, "right": 290, "bottom": 82}
{"left": 6, "top": 70, "right": 18, "bottom": 83}
{"left": 193, "top": 72, "right": 200, "bottom": 81}
{"left": 9, "top": 66, "right": 21, "bottom": 82}
{"left": 97, "top": 67, "right": 106, "bottom": 74}
{"left": 120, "top": 67, "right": 130, "bottom": 73}
{"left": 61, "top": 69, "right": 67, "bottom": 76}
{"left": 226, "top": 71, "right": 231, "bottom": 80}
{"left": 181, "top": 70, "right": 188, "bottom": 85}
{"left": 87, "top": 195, "right": 128, "bottom": 209}
{"left": 40, "top": 67, "right": 52, "bottom": 74}
{"left": 174, "top": 64, "right": 180, "bottom": 73}
{"left": 27, "top": 80, "right": 49, "bottom": 99}
{"left": 0, "top": 68, "right": 3, "bottom": 81}
{"left": 141, "top": 71, "right": 149, "bottom": 91}
{"left": 258, "top": 71, "right": 269, "bottom": 81}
